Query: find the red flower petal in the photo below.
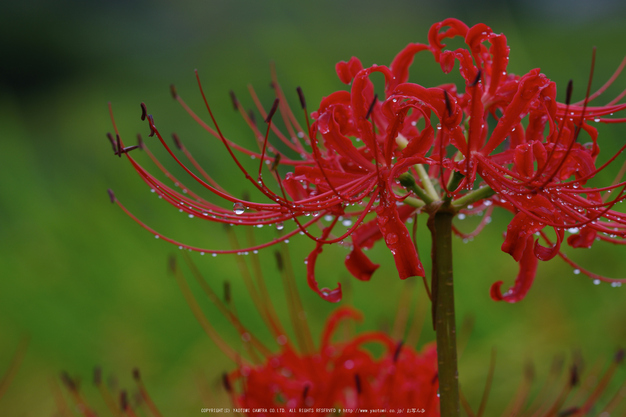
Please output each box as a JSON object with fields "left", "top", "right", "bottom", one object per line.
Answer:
{"left": 376, "top": 195, "right": 425, "bottom": 279}
{"left": 306, "top": 223, "right": 343, "bottom": 303}
{"left": 345, "top": 244, "right": 380, "bottom": 282}
{"left": 491, "top": 234, "right": 538, "bottom": 302}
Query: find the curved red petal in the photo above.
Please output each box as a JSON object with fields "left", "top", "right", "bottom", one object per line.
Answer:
{"left": 491, "top": 234, "right": 538, "bottom": 303}
{"left": 345, "top": 244, "right": 380, "bottom": 282}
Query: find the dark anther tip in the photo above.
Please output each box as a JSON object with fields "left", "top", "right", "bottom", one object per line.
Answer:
{"left": 241, "top": 191, "right": 250, "bottom": 202}
{"left": 137, "top": 134, "right": 144, "bottom": 149}
{"left": 296, "top": 86, "right": 306, "bottom": 110}
{"left": 615, "top": 349, "right": 625, "bottom": 364}
{"left": 172, "top": 133, "right": 183, "bottom": 150}
{"left": 274, "top": 250, "right": 284, "bottom": 272}
{"left": 61, "top": 371, "right": 77, "bottom": 392}
{"left": 229, "top": 90, "right": 239, "bottom": 111}
{"left": 93, "top": 367, "right": 102, "bottom": 386}
{"left": 248, "top": 109, "right": 256, "bottom": 125}
{"left": 140, "top": 102, "right": 147, "bottom": 121}
{"left": 569, "top": 364, "right": 579, "bottom": 387}
{"left": 271, "top": 153, "right": 282, "bottom": 172}
{"left": 470, "top": 70, "right": 482, "bottom": 87}
{"left": 354, "top": 373, "right": 362, "bottom": 394}
{"left": 443, "top": 90, "right": 453, "bottom": 117}
{"left": 120, "top": 390, "right": 129, "bottom": 410}
{"left": 393, "top": 340, "right": 404, "bottom": 363}
{"left": 558, "top": 407, "right": 580, "bottom": 417}
{"left": 106, "top": 132, "right": 117, "bottom": 153}
{"left": 302, "top": 383, "right": 310, "bottom": 399}
{"left": 121, "top": 145, "right": 140, "bottom": 155}
{"left": 265, "top": 98, "right": 280, "bottom": 124}
{"left": 107, "top": 189, "right": 116, "bottom": 204}
{"left": 365, "top": 94, "right": 378, "bottom": 120}
{"left": 222, "top": 373, "right": 232, "bottom": 392}
{"left": 147, "top": 115, "right": 156, "bottom": 137}
{"left": 223, "top": 281, "right": 231, "bottom": 303}
{"left": 132, "top": 368, "right": 141, "bottom": 381}
{"left": 168, "top": 255, "right": 177, "bottom": 273}
{"left": 565, "top": 79, "right": 574, "bottom": 106}
{"left": 431, "top": 372, "right": 439, "bottom": 385}
{"left": 170, "top": 84, "right": 178, "bottom": 100}
{"left": 116, "top": 134, "right": 122, "bottom": 157}
{"left": 269, "top": 81, "right": 277, "bottom": 90}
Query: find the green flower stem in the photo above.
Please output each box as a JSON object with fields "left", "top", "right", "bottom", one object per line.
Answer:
{"left": 451, "top": 186, "right": 495, "bottom": 210}
{"left": 398, "top": 173, "right": 436, "bottom": 205}
{"left": 403, "top": 196, "right": 426, "bottom": 209}
{"left": 416, "top": 164, "right": 440, "bottom": 201}
{"left": 429, "top": 209, "right": 459, "bottom": 417}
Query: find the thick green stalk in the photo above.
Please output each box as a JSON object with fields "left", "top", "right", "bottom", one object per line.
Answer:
{"left": 429, "top": 209, "right": 459, "bottom": 417}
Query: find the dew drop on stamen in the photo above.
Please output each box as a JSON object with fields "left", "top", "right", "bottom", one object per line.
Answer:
{"left": 594, "top": 279, "right": 601, "bottom": 285}
{"left": 276, "top": 222, "right": 284, "bottom": 230}
{"left": 155, "top": 235, "right": 159, "bottom": 239}
{"left": 458, "top": 213, "right": 466, "bottom": 220}
{"left": 233, "top": 202, "right": 245, "bottom": 215}
{"left": 212, "top": 253, "right": 217, "bottom": 257}
{"left": 342, "top": 219, "right": 353, "bottom": 227}
{"left": 573, "top": 269, "right": 580, "bottom": 274}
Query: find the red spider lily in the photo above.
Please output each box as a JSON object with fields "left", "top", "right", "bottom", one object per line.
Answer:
{"left": 171, "top": 245, "right": 626, "bottom": 417}
{"left": 227, "top": 308, "right": 439, "bottom": 415}
{"left": 170, "top": 245, "right": 439, "bottom": 416}
{"left": 108, "top": 18, "right": 626, "bottom": 303}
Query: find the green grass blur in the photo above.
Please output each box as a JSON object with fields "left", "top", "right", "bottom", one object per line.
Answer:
{"left": 1, "top": 0, "right": 626, "bottom": 415}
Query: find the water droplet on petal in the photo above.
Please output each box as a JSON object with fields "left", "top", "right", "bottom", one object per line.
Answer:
{"left": 233, "top": 202, "right": 245, "bottom": 215}
{"left": 385, "top": 233, "right": 398, "bottom": 245}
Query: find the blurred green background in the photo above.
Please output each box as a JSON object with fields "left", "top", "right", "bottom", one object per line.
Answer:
{"left": 2, "top": 0, "right": 626, "bottom": 415}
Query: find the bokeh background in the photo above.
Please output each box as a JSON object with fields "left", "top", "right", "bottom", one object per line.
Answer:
{"left": 2, "top": 0, "right": 626, "bottom": 415}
